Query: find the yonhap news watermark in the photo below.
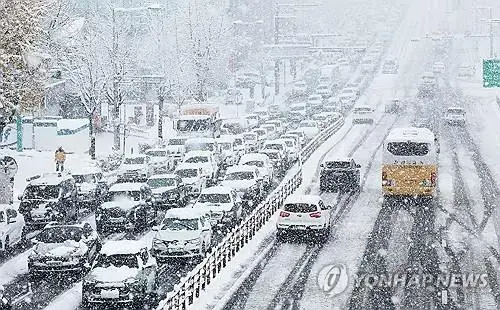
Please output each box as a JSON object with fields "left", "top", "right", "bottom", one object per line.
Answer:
{"left": 318, "top": 263, "right": 488, "bottom": 297}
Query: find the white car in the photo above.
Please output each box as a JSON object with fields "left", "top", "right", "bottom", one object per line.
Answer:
{"left": 287, "top": 130, "right": 306, "bottom": 147}
{"left": 251, "top": 128, "right": 268, "bottom": 146}
{"left": 220, "top": 166, "right": 264, "bottom": 206}
{"left": 433, "top": 61, "right": 445, "bottom": 74}
{"left": 263, "top": 140, "right": 289, "bottom": 165}
{"left": 297, "top": 120, "right": 320, "bottom": 140}
{"left": 292, "top": 80, "right": 307, "bottom": 96}
{"left": 280, "top": 137, "right": 300, "bottom": 163}
{"left": 361, "top": 59, "right": 375, "bottom": 73}
{"left": 0, "top": 204, "right": 25, "bottom": 254}
{"left": 260, "top": 124, "right": 278, "bottom": 140}
{"left": 192, "top": 186, "right": 243, "bottom": 229}
{"left": 175, "top": 164, "right": 206, "bottom": 196}
{"left": 288, "top": 102, "right": 308, "bottom": 121}
{"left": 239, "top": 153, "right": 274, "bottom": 189}
{"left": 72, "top": 167, "right": 107, "bottom": 206}
{"left": 307, "top": 94, "right": 323, "bottom": 112}
{"left": 325, "top": 96, "right": 342, "bottom": 113}
{"left": 339, "top": 87, "right": 358, "bottom": 106}
{"left": 458, "top": 65, "right": 475, "bottom": 78}
{"left": 216, "top": 136, "right": 239, "bottom": 166}
{"left": 182, "top": 150, "right": 218, "bottom": 184}
{"left": 243, "top": 132, "right": 259, "bottom": 152}
{"left": 117, "top": 154, "right": 152, "bottom": 181}
{"left": 316, "top": 84, "right": 331, "bottom": 98}
{"left": 265, "top": 119, "right": 285, "bottom": 135}
{"left": 164, "top": 137, "right": 187, "bottom": 166}
{"left": 444, "top": 107, "right": 466, "bottom": 125}
{"left": 145, "top": 148, "right": 173, "bottom": 174}
{"left": 353, "top": 106, "right": 375, "bottom": 124}
{"left": 245, "top": 114, "right": 260, "bottom": 128}
{"left": 152, "top": 208, "right": 212, "bottom": 260}
{"left": 276, "top": 194, "right": 333, "bottom": 241}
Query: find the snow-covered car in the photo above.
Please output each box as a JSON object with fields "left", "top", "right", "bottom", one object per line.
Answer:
{"left": 292, "top": 80, "right": 308, "bottom": 96}
{"left": 361, "top": 58, "right": 375, "bottom": 73}
{"left": 147, "top": 174, "right": 187, "bottom": 209}
{"left": 184, "top": 138, "right": 221, "bottom": 164}
{"left": 220, "top": 166, "right": 264, "bottom": 207}
{"left": 145, "top": 148, "right": 173, "bottom": 174}
{"left": 0, "top": 204, "right": 25, "bottom": 255}
{"left": 320, "top": 158, "right": 361, "bottom": 192}
{"left": 28, "top": 222, "right": 101, "bottom": 280}
{"left": 243, "top": 132, "right": 259, "bottom": 152}
{"left": 263, "top": 139, "right": 290, "bottom": 167}
{"left": 252, "top": 128, "right": 268, "bottom": 146}
{"left": 353, "top": 106, "right": 375, "bottom": 124}
{"left": 325, "top": 97, "right": 342, "bottom": 113}
{"left": 311, "top": 113, "right": 329, "bottom": 129}
{"left": 276, "top": 194, "right": 333, "bottom": 241}
{"left": 192, "top": 186, "right": 243, "bottom": 229}
{"left": 280, "top": 137, "right": 300, "bottom": 163}
{"left": 418, "top": 72, "right": 438, "bottom": 97}
{"left": 82, "top": 240, "right": 157, "bottom": 310}
{"left": 117, "top": 155, "right": 152, "bottom": 182}
{"left": 265, "top": 119, "right": 285, "bottom": 135}
{"left": 297, "top": 120, "right": 320, "bottom": 140}
{"left": 382, "top": 58, "right": 399, "bottom": 74}
{"left": 72, "top": 167, "right": 108, "bottom": 208}
{"left": 286, "top": 130, "right": 307, "bottom": 147}
{"left": 182, "top": 150, "right": 219, "bottom": 185}
{"left": 19, "top": 173, "right": 79, "bottom": 228}
{"left": 307, "top": 94, "right": 323, "bottom": 113}
{"left": 432, "top": 61, "right": 445, "bottom": 74}
{"left": 164, "top": 137, "right": 187, "bottom": 166}
{"left": 152, "top": 208, "right": 212, "bottom": 261}
{"left": 260, "top": 124, "right": 278, "bottom": 140}
{"left": 239, "top": 153, "right": 274, "bottom": 190}
{"left": 221, "top": 119, "right": 246, "bottom": 135}
{"left": 444, "top": 107, "right": 466, "bottom": 126}
{"left": 217, "top": 136, "right": 239, "bottom": 167}
{"left": 457, "top": 65, "right": 475, "bottom": 78}
{"left": 225, "top": 88, "right": 243, "bottom": 105}
{"left": 288, "top": 102, "right": 308, "bottom": 121}
{"left": 316, "top": 84, "right": 331, "bottom": 98}
{"left": 175, "top": 164, "right": 206, "bottom": 197}
{"left": 232, "top": 135, "right": 246, "bottom": 156}
{"left": 245, "top": 114, "right": 261, "bottom": 128}
{"left": 339, "top": 87, "right": 358, "bottom": 106}
{"left": 259, "top": 149, "right": 286, "bottom": 176}
{"left": 95, "top": 183, "right": 156, "bottom": 233}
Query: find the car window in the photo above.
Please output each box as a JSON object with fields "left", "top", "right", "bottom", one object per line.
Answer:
{"left": 185, "top": 156, "right": 209, "bottom": 163}
{"left": 125, "top": 157, "right": 145, "bottom": 165}
{"left": 6, "top": 209, "right": 17, "bottom": 220}
{"left": 176, "top": 169, "right": 198, "bottom": 178}
{"left": 95, "top": 253, "right": 139, "bottom": 269}
{"left": 225, "top": 171, "right": 255, "bottom": 180}
{"left": 73, "top": 174, "right": 94, "bottom": 184}
{"left": 284, "top": 203, "right": 318, "bottom": 213}
{"left": 198, "top": 193, "right": 231, "bottom": 204}
{"left": 242, "top": 160, "right": 264, "bottom": 168}
{"left": 37, "top": 226, "right": 83, "bottom": 243}
{"left": 24, "top": 184, "right": 60, "bottom": 200}
{"left": 147, "top": 178, "right": 176, "bottom": 188}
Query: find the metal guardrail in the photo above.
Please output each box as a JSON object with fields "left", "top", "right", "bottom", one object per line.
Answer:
{"left": 157, "top": 116, "right": 345, "bottom": 310}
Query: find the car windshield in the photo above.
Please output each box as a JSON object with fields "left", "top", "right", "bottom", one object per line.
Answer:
{"left": 284, "top": 141, "right": 294, "bottom": 147}
{"left": 161, "top": 218, "right": 199, "bottom": 231}
{"left": 263, "top": 152, "right": 278, "bottom": 159}
{"left": 94, "top": 254, "right": 138, "bottom": 269}
{"left": 73, "top": 174, "right": 94, "bottom": 184}
{"left": 185, "top": 156, "right": 209, "bottom": 163}
{"left": 37, "top": 226, "right": 83, "bottom": 243}
{"left": 290, "top": 105, "right": 306, "bottom": 111}
{"left": 387, "top": 142, "right": 430, "bottom": 156}
{"left": 146, "top": 150, "right": 167, "bottom": 157}
{"left": 124, "top": 157, "right": 145, "bottom": 165}
{"left": 225, "top": 171, "right": 254, "bottom": 180}
{"left": 355, "top": 107, "right": 372, "bottom": 112}
{"left": 325, "top": 161, "right": 351, "bottom": 169}
{"left": 242, "top": 160, "right": 264, "bottom": 168}
{"left": 168, "top": 139, "right": 186, "bottom": 146}
{"left": 447, "top": 108, "right": 465, "bottom": 115}
{"left": 197, "top": 193, "right": 231, "bottom": 204}
{"left": 309, "top": 96, "right": 321, "bottom": 101}
{"left": 244, "top": 134, "right": 256, "bottom": 140}
{"left": 342, "top": 89, "right": 354, "bottom": 94}
{"left": 284, "top": 203, "right": 317, "bottom": 213}
{"left": 24, "top": 185, "right": 60, "bottom": 200}
{"left": 220, "top": 143, "right": 232, "bottom": 150}
{"left": 176, "top": 169, "right": 198, "bottom": 178}
{"left": 265, "top": 144, "right": 283, "bottom": 151}
{"left": 147, "top": 178, "right": 176, "bottom": 188}
{"left": 186, "top": 142, "right": 215, "bottom": 152}
{"left": 108, "top": 190, "right": 141, "bottom": 201}
{"left": 299, "top": 121, "right": 315, "bottom": 127}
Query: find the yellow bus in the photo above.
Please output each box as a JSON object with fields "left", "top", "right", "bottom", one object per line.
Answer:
{"left": 382, "top": 127, "right": 438, "bottom": 198}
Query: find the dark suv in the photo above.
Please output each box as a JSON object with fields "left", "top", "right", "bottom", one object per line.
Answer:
{"left": 19, "top": 173, "right": 79, "bottom": 228}
{"left": 82, "top": 240, "right": 158, "bottom": 310}
{"left": 28, "top": 222, "right": 101, "bottom": 280}
{"left": 95, "top": 182, "right": 157, "bottom": 233}
{"left": 320, "top": 158, "right": 361, "bottom": 192}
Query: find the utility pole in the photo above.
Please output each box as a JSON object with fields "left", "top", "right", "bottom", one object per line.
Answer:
{"left": 158, "top": 86, "right": 165, "bottom": 141}
{"left": 489, "top": 7, "right": 494, "bottom": 58}
{"left": 274, "top": 6, "right": 280, "bottom": 95}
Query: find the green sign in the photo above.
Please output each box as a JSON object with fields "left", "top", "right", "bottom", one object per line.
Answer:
{"left": 483, "top": 59, "right": 500, "bottom": 88}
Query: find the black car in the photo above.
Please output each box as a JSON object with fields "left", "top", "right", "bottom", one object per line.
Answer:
{"left": 95, "top": 183, "right": 157, "bottom": 233}
{"left": 146, "top": 174, "right": 188, "bottom": 209}
{"left": 72, "top": 168, "right": 109, "bottom": 209}
{"left": 19, "top": 173, "right": 79, "bottom": 229}
{"left": 320, "top": 158, "right": 361, "bottom": 192}
{"left": 28, "top": 222, "right": 101, "bottom": 280}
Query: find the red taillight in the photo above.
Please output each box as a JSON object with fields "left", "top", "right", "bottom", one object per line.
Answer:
{"left": 280, "top": 211, "right": 290, "bottom": 217}
{"left": 430, "top": 172, "right": 436, "bottom": 186}
{"left": 382, "top": 171, "right": 387, "bottom": 181}
{"left": 310, "top": 211, "right": 322, "bottom": 218}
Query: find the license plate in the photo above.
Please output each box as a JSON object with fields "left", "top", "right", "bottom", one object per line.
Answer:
{"left": 47, "top": 261, "right": 62, "bottom": 266}
{"left": 101, "top": 289, "right": 119, "bottom": 299}
{"left": 109, "top": 217, "right": 124, "bottom": 223}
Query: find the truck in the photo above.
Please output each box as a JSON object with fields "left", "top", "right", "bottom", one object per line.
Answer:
{"left": 173, "top": 104, "right": 221, "bottom": 138}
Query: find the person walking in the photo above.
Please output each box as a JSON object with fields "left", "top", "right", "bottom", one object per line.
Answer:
{"left": 55, "top": 147, "right": 66, "bottom": 172}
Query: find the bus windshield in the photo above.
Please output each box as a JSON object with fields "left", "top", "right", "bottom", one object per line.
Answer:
{"left": 387, "top": 142, "right": 430, "bottom": 156}
{"left": 177, "top": 118, "right": 211, "bottom": 132}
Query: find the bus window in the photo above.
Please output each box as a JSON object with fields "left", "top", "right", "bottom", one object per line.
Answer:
{"left": 387, "top": 142, "right": 429, "bottom": 156}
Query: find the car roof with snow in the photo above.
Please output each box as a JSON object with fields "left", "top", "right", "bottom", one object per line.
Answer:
{"left": 284, "top": 194, "right": 322, "bottom": 205}
{"left": 226, "top": 165, "right": 257, "bottom": 174}
{"left": 124, "top": 154, "right": 147, "bottom": 159}
{"left": 175, "top": 163, "right": 203, "bottom": 172}
{"left": 184, "top": 150, "right": 213, "bottom": 158}
{"left": 165, "top": 207, "right": 206, "bottom": 219}
{"left": 240, "top": 153, "right": 270, "bottom": 163}
{"left": 386, "top": 127, "right": 435, "bottom": 143}
{"left": 200, "top": 186, "right": 233, "bottom": 195}
{"left": 264, "top": 139, "right": 287, "bottom": 145}
{"left": 324, "top": 156, "right": 353, "bottom": 163}
{"left": 100, "top": 240, "right": 146, "bottom": 256}
{"left": 28, "top": 173, "right": 74, "bottom": 186}
{"left": 216, "top": 136, "right": 236, "bottom": 143}
{"left": 148, "top": 174, "right": 178, "bottom": 180}
{"left": 70, "top": 166, "right": 102, "bottom": 176}
{"left": 109, "top": 182, "right": 147, "bottom": 192}
{"left": 185, "top": 137, "right": 216, "bottom": 144}
{"left": 43, "top": 221, "right": 92, "bottom": 230}
{"left": 146, "top": 148, "right": 167, "bottom": 153}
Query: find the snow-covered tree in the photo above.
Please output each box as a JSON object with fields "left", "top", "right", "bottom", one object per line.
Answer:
{"left": 0, "top": 0, "right": 48, "bottom": 134}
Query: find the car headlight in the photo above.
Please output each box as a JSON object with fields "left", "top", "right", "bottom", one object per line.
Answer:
{"left": 186, "top": 238, "right": 201, "bottom": 246}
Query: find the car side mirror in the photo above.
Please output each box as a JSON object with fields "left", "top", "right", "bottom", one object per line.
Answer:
{"left": 356, "top": 164, "right": 361, "bottom": 168}
{"left": 17, "top": 194, "right": 22, "bottom": 201}
{"left": 152, "top": 226, "right": 159, "bottom": 232}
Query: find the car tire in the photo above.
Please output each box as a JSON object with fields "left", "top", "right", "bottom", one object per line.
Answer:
{"left": 3, "top": 236, "right": 10, "bottom": 254}
{"left": 276, "top": 229, "right": 286, "bottom": 242}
